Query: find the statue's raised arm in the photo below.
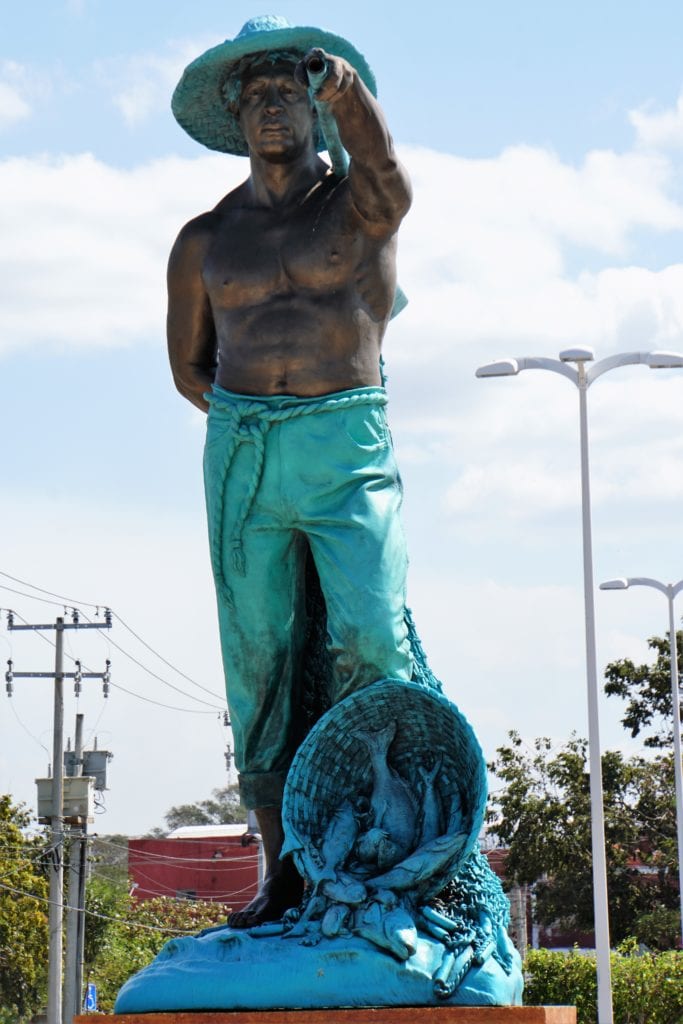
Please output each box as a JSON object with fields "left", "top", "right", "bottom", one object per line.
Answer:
{"left": 297, "top": 47, "right": 412, "bottom": 232}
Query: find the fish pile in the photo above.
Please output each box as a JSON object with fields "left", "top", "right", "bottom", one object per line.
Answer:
{"left": 273, "top": 718, "right": 472, "bottom": 962}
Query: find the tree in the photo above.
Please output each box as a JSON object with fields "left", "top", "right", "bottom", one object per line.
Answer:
{"left": 0, "top": 795, "right": 48, "bottom": 1021}
{"left": 153, "top": 783, "right": 247, "bottom": 834}
{"left": 89, "top": 833, "right": 131, "bottom": 887}
{"left": 487, "top": 733, "right": 679, "bottom": 944}
{"left": 604, "top": 628, "right": 683, "bottom": 749}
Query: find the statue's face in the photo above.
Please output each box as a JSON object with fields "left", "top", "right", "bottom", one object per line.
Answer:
{"left": 238, "top": 61, "right": 315, "bottom": 162}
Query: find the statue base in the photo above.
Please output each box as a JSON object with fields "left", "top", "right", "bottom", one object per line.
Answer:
{"left": 111, "top": 927, "right": 523, "bottom": 1013}
{"left": 76, "top": 1008, "right": 576, "bottom": 1023}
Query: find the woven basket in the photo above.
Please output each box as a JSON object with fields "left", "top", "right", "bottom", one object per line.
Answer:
{"left": 283, "top": 679, "right": 487, "bottom": 900}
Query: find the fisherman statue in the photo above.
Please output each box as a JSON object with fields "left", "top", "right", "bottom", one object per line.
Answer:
{"left": 115, "top": 16, "right": 524, "bottom": 1012}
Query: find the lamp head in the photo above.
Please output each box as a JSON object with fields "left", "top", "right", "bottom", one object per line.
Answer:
{"left": 599, "top": 578, "right": 629, "bottom": 591}
{"left": 475, "top": 359, "right": 520, "bottom": 378}
{"left": 646, "top": 350, "right": 683, "bottom": 369}
{"left": 559, "top": 346, "right": 595, "bottom": 363}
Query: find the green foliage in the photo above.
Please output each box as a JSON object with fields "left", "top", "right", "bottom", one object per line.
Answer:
{"left": 524, "top": 945, "right": 683, "bottom": 1024}
{"left": 88, "top": 833, "right": 130, "bottom": 887}
{"left": 0, "top": 794, "right": 48, "bottom": 1021}
{"left": 604, "top": 630, "right": 683, "bottom": 749}
{"left": 84, "top": 874, "right": 131, "bottom": 966}
{"left": 634, "top": 906, "right": 681, "bottom": 952}
{"left": 488, "top": 732, "right": 678, "bottom": 943}
{"left": 154, "top": 783, "right": 247, "bottom": 834}
{"left": 84, "top": 877, "right": 230, "bottom": 1011}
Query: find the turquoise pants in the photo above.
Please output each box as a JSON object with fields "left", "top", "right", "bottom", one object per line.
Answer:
{"left": 203, "top": 385, "right": 413, "bottom": 808}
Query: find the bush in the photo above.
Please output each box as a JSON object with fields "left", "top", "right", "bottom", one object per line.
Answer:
{"left": 635, "top": 906, "right": 681, "bottom": 951}
{"left": 524, "top": 944, "right": 683, "bottom": 1024}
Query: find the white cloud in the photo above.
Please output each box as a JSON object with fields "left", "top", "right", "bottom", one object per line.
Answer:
{"left": 3, "top": 131, "right": 683, "bottom": 358}
{"left": 630, "top": 94, "right": 683, "bottom": 151}
{"left": 424, "top": 366, "right": 683, "bottom": 523}
{"left": 97, "top": 39, "right": 217, "bottom": 127}
{"left": 0, "top": 152, "right": 246, "bottom": 353}
{"left": 1, "top": 133, "right": 682, "bottom": 531}
{"left": 388, "top": 142, "right": 683, "bottom": 372}
{"left": 0, "top": 82, "right": 30, "bottom": 128}
{"left": 0, "top": 63, "right": 33, "bottom": 129}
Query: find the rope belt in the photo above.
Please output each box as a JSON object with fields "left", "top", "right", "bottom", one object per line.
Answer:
{"left": 205, "top": 387, "right": 388, "bottom": 609}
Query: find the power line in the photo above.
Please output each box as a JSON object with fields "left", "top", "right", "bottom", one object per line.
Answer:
{"left": 0, "top": 568, "right": 225, "bottom": 701}
{"left": 109, "top": 680, "right": 220, "bottom": 714}
{"left": 0, "top": 879, "right": 229, "bottom": 934}
{"left": 3, "top": 609, "right": 221, "bottom": 715}
{"left": 112, "top": 611, "right": 224, "bottom": 701}
{"left": 92, "top": 835, "right": 257, "bottom": 863}
{"left": 130, "top": 864, "right": 259, "bottom": 895}
{"left": 77, "top": 609, "right": 223, "bottom": 711}
{"left": 7, "top": 698, "right": 51, "bottom": 759}
{"left": 0, "top": 570, "right": 100, "bottom": 610}
{"left": 0, "top": 583, "right": 73, "bottom": 609}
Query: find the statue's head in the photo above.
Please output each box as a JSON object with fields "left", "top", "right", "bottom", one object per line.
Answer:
{"left": 224, "top": 50, "right": 319, "bottom": 162}
{"left": 171, "top": 15, "right": 376, "bottom": 156}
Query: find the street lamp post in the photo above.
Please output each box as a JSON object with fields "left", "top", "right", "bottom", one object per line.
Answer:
{"left": 476, "top": 348, "right": 683, "bottom": 1024}
{"left": 600, "top": 575, "right": 683, "bottom": 946}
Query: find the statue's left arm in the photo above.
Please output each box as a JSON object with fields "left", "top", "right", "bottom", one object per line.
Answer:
{"left": 302, "top": 50, "right": 412, "bottom": 233}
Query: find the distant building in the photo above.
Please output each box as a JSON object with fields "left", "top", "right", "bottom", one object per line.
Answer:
{"left": 128, "top": 822, "right": 262, "bottom": 912}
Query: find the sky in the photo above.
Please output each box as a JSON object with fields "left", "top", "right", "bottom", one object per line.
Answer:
{"left": 2, "top": 0, "right": 683, "bottom": 836}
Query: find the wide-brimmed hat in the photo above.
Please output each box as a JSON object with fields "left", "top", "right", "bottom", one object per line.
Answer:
{"left": 171, "top": 14, "right": 377, "bottom": 156}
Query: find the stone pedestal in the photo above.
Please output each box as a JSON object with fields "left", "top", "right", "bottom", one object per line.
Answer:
{"left": 76, "top": 1007, "right": 576, "bottom": 1023}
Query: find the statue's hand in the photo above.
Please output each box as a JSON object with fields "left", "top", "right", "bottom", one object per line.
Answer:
{"left": 296, "top": 48, "right": 354, "bottom": 102}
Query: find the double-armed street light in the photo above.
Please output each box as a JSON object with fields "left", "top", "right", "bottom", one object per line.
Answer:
{"left": 600, "top": 576, "right": 683, "bottom": 946}
{"left": 475, "top": 347, "right": 683, "bottom": 1024}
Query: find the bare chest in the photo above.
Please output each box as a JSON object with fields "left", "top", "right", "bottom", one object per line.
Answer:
{"left": 203, "top": 191, "right": 365, "bottom": 308}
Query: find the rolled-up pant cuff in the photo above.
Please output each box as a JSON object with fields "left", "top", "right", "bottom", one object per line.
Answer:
{"left": 238, "top": 770, "right": 287, "bottom": 809}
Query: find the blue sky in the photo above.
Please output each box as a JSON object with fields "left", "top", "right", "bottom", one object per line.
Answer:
{"left": 2, "top": 0, "right": 683, "bottom": 835}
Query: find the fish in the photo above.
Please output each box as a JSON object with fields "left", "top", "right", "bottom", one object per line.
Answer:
{"left": 321, "top": 904, "right": 350, "bottom": 938}
{"left": 417, "top": 756, "right": 444, "bottom": 845}
{"left": 281, "top": 820, "right": 327, "bottom": 884}
{"left": 383, "top": 907, "right": 418, "bottom": 960}
{"left": 354, "top": 900, "right": 417, "bottom": 961}
{"left": 370, "top": 829, "right": 469, "bottom": 893}
{"left": 355, "top": 827, "right": 390, "bottom": 863}
{"left": 321, "top": 876, "right": 367, "bottom": 906}
{"left": 446, "top": 786, "right": 464, "bottom": 834}
{"left": 320, "top": 799, "right": 359, "bottom": 877}
{"left": 353, "top": 720, "right": 418, "bottom": 858}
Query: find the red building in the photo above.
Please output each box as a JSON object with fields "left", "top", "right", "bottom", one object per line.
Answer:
{"left": 128, "top": 824, "right": 261, "bottom": 912}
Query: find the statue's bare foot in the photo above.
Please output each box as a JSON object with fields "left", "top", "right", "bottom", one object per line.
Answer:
{"left": 228, "top": 861, "right": 304, "bottom": 929}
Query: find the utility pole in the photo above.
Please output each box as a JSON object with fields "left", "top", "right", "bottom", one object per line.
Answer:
{"left": 63, "top": 713, "right": 84, "bottom": 1024}
{"left": 5, "top": 608, "right": 112, "bottom": 1024}
{"left": 50, "top": 618, "right": 65, "bottom": 1024}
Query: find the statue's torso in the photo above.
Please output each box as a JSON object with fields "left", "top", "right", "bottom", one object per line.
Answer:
{"left": 202, "top": 175, "right": 397, "bottom": 396}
